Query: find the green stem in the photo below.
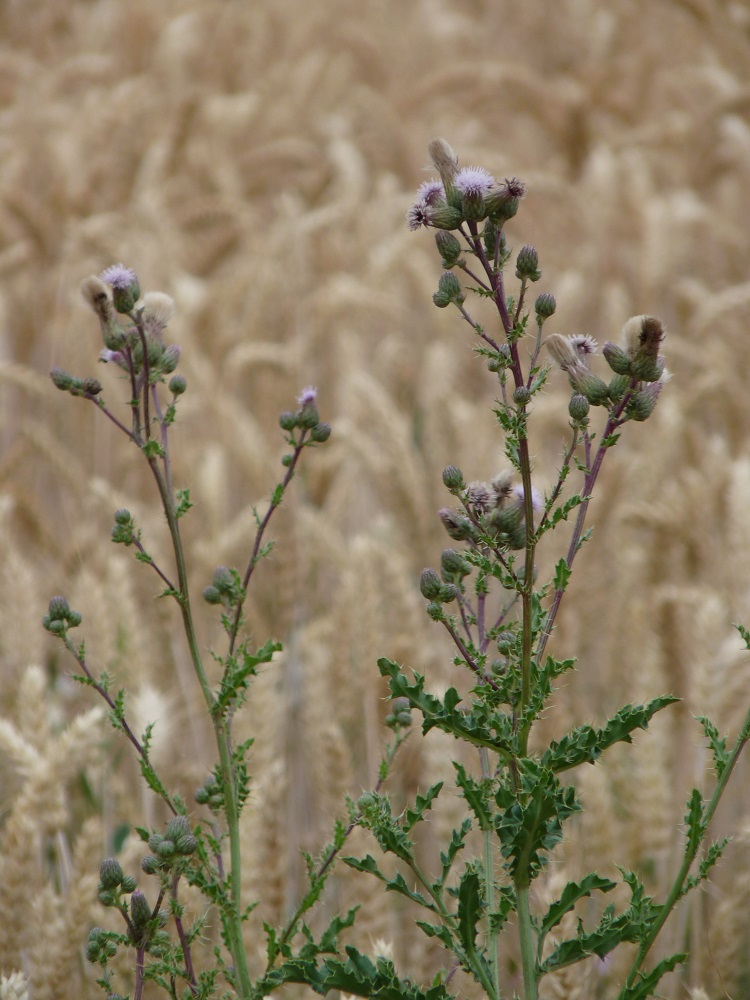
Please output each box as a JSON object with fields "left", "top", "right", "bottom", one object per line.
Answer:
{"left": 622, "top": 703, "right": 750, "bottom": 992}
{"left": 516, "top": 885, "right": 538, "bottom": 1000}
{"left": 148, "top": 455, "right": 252, "bottom": 996}
{"left": 479, "top": 748, "right": 500, "bottom": 999}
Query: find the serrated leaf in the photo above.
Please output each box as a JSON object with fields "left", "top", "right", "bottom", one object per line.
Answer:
{"left": 696, "top": 715, "right": 730, "bottom": 779}
{"left": 454, "top": 764, "right": 493, "bottom": 830}
{"left": 617, "top": 953, "right": 687, "bottom": 1000}
{"left": 457, "top": 869, "right": 483, "bottom": 956}
{"left": 438, "top": 818, "right": 472, "bottom": 887}
{"left": 683, "top": 788, "right": 705, "bottom": 858}
{"left": 541, "top": 696, "right": 679, "bottom": 773}
{"left": 540, "top": 874, "right": 616, "bottom": 938}
{"left": 404, "top": 782, "right": 444, "bottom": 832}
{"left": 415, "top": 920, "right": 456, "bottom": 952}
{"left": 553, "top": 558, "right": 572, "bottom": 592}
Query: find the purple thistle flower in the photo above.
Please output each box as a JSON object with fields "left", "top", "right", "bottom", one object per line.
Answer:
{"left": 570, "top": 334, "right": 599, "bottom": 360}
{"left": 416, "top": 178, "right": 445, "bottom": 205}
{"left": 297, "top": 385, "right": 318, "bottom": 407}
{"left": 455, "top": 166, "right": 496, "bottom": 197}
{"left": 100, "top": 263, "right": 138, "bottom": 290}
{"left": 406, "top": 200, "right": 432, "bottom": 231}
{"left": 512, "top": 484, "right": 544, "bottom": 513}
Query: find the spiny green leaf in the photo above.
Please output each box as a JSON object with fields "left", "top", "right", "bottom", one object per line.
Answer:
{"left": 616, "top": 953, "right": 687, "bottom": 1000}
{"left": 404, "top": 782, "right": 444, "bottom": 832}
{"left": 696, "top": 715, "right": 730, "bottom": 779}
{"left": 539, "top": 873, "right": 616, "bottom": 938}
{"left": 541, "top": 696, "right": 679, "bottom": 773}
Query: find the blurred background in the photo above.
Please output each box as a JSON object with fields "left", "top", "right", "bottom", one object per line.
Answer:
{"left": 2, "top": 1, "right": 750, "bottom": 996}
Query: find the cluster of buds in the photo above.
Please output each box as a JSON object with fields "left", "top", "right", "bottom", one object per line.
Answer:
{"left": 407, "top": 138, "right": 525, "bottom": 234}
{"left": 384, "top": 696, "right": 412, "bottom": 730}
{"left": 140, "top": 816, "right": 199, "bottom": 875}
{"left": 437, "top": 467, "right": 543, "bottom": 552}
{"left": 42, "top": 595, "right": 82, "bottom": 636}
{"left": 546, "top": 315, "right": 669, "bottom": 423}
{"left": 111, "top": 508, "right": 136, "bottom": 546}
{"left": 79, "top": 265, "right": 182, "bottom": 391}
{"left": 202, "top": 565, "right": 243, "bottom": 607}
{"left": 49, "top": 368, "right": 102, "bottom": 398}
{"left": 195, "top": 773, "right": 224, "bottom": 811}
{"left": 97, "top": 857, "right": 137, "bottom": 906}
{"left": 279, "top": 386, "right": 332, "bottom": 447}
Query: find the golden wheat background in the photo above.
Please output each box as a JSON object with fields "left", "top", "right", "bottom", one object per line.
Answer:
{"left": 1, "top": 1, "right": 750, "bottom": 997}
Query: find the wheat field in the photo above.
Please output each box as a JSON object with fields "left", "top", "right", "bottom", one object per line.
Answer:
{"left": 1, "top": 1, "right": 750, "bottom": 997}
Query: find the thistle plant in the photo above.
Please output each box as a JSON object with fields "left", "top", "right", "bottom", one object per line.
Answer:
{"left": 319, "top": 139, "right": 750, "bottom": 1000}
{"left": 45, "top": 142, "right": 750, "bottom": 1000}
{"left": 46, "top": 265, "right": 345, "bottom": 998}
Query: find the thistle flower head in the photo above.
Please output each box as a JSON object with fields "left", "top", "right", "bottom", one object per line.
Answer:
{"left": 454, "top": 166, "right": 495, "bottom": 197}
{"left": 511, "top": 483, "right": 544, "bottom": 513}
{"left": 100, "top": 263, "right": 138, "bottom": 290}
{"left": 297, "top": 385, "right": 318, "bottom": 407}
{"left": 416, "top": 178, "right": 445, "bottom": 205}
{"left": 406, "top": 200, "right": 431, "bottom": 230}
{"left": 570, "top": 334, "right": 599, "bottom": 361}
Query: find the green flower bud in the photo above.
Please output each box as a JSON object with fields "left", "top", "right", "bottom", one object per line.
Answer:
{"left": 625, "top": 389, "right": 658, "bottom": 422}
{"left": 202, "top": 585, "right": 222, "bottom": 604}
{"left": 296, "top": 404, "right": 320, "bottom": 429}
{"left": 66, "top": 610, "right": 82, "bottom": 628}
{"left": 568, "top": 393, "right": 590, "bottom": 422}
{"left": 45, "top": 618, "right": 66, "bottom": 635}
{"left": 147, "top": 833, "right": 162, "bottom": 853}
{"left": 310, "top": 421, "right": 331, "bottom": 443}
{"left": 120, "top": 874, "right": 137, "bottom": 893}
{"left": 141, "top": 855, "right": 160, "bottom": 875}
{"left": 426, "top": 601, "right": 445, "bottom": 621}
{"left": 602, "top": 341, "right": 632, "bottom": 375}
{"left": 630, "top": 354, "right": 665, "bottom": 383}
{"left": 130, "top": 889, "right": 152, "bottom": 928}
{"left": 419, "top": 568, "right": 443, "bottom": 600}
{"left": 114, "top": 508, "right": 132, "bottom": 525}
{"left": 48, "top": 595, "right": 70, "bottom": 621}
{"left": 161, "top": 344, "right": 180, "bottom": 374}
{"left": 438, "top": 508, "right": 475, "bottom": 541}
{"left": 357, "top": 790, "right": 378, "bottom": 814}
{"left": 461, "top": 188, "right": 486, "bottom": 222}
{"left": 82, "top": 377, "right": 103, "bottom": 396}
{"left": 176, "top": 834, "right": 199, "bottom": 855}
{"left": 428, "top": 205, "right": 464, "bottom": 230}
{"left": 433, "top": 271, "right": 465, "bottom": 309}
{"left": 439, "top": 583, "right": 458, "bottom": 603}
{"left": 169, "top": 374, "right": 187, "bottom": 395}
{"left": 99, "top": 857, "right": 124, "bottom": 889}
{"left": 50, "top": 367, "right": 77, "bottom": 392}
{"left": 607, "top": 374, "right": 630, "bottom": 403}
{"left": 279, "top": 411, "right": 297, "bottom": 431}
{"left": 483, "top": 218, "right": 503, "bottom": 256}
{"left": 165, "top": 816, "right": 190, "bottom": 840}
{"left": 534, "top": 292, "right": 556, "bottom": 320}
{"left": 440, "top": 548, "right": 471, "bottom": 579}
{"left": 97, "top": 888, "right": 117, "bottom": 907}
{"left": 442, "top": 465, "right": 465, "bottom": 491}
{"left": 156, "top": 839, "right": 175, "bottom": 859}
{"left": 513, "top": 385, "right": 531, "bottom": 406}
{"left": 515, "top": 245, "right": 541, "bottom": 281}
{"left": 435, "top": 230, "right": 462, "bottom": 268}
{"left": 569, "top": 368, "right": 610, "bottom": 406}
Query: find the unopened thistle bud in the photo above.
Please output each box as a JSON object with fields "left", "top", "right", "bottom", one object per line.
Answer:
{"left": 419, "top": 568, "right": 443, "bottom": 600}
{"left": 513, "top": 385, "right": 531, "bottom": 406}
{"left": 279, "top": 411, "right": 297, "bottom": 431}
{"left": 515, "top": 245, "right": 541, "bottom": 282}
{"left": 630, "top": 353, "right": 665, "bottom": 383}
{"left": 568, "top": 393, "right": 590, "bottom": 422}
{"left": 435, "top": 230, "right": 462, "bottom": 268}
{"left": 433, "top": 270, "right": 465, "bottom": 308}
{"left": 440, "top": 548, "right": 472, "bottom": 579}
{"left": 485, "top": 177, "right": 525, "bottom": 220}
{"left": 99, "top": 858, "right": 124, "bottom": 890}
{"left": 426, "top": 204, "right": 464, "bottom": 230}
{"left": 161, "top": 344, "right": 181, "bottom": 374}
{"left": 569, "top": 367, "right": 610, "bottom": 406}
{"left": 48, "top": 595, "right": 70, "bottom": 621}
{"left": 130, "top": 890, "right": 152, "bottom": 928}
{"left": 442, "top": 465, "right": 465, "bottom": 492}
{"left": 534, "top": 292, "right": 556, "bottom": 321}
{"left": 310, "top": 422, "right": 331, "bottom": 443}
{"left": 82, "top": 377, "right": 103, "bottom": 396}
{"left": 602, "top": 341, "right": 632, "bottom": 375}
{"left": 100, "top": 264, "right": 141, "bottom": 314}
{"left": 607, "top": 374, "right": 630, "bottom": 403}
{"left": 169, "top": 374, "right": 187, "bottom": 395}
{"left": 439, "top": 583, "right": 458, "bottom": 603}
{"left": 438, "top": 508, "right": 475, "bottom": 541}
